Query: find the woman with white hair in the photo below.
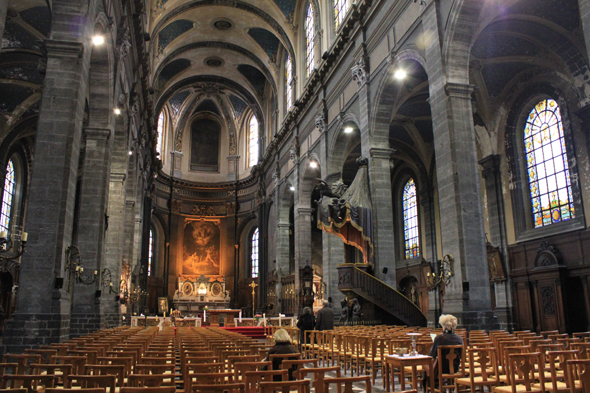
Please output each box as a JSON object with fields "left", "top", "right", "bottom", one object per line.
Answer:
{"left": 263, "top": 328, "right": 300, "bottom": 380}
{"left": 428, "top": 314, "right": 464, "bottom": 374}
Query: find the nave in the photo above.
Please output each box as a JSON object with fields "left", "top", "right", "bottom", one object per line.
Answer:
{"left": 0, "top": 324, "right": 589, "bottom": 392}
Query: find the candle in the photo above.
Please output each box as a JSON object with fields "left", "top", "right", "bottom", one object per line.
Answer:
{"left": 278, "top": 314, "right": 282, "bottom": 326}
{"left": 163, "top": 312, "right": 166, "bottom": 318}
{"left": 21, "top": 232, "right": 28, "bottom": 241}
{"left": 203, "top": 309, "right": 206, "bottom": 321}
{"left": 94, "top": 270, "right": 97, "bottom": 275}
{"left": 110, "top": 282, "right": 113, "bottom": 287}
{"left": 239, "top": 311, "right": 242, "bottom": 322}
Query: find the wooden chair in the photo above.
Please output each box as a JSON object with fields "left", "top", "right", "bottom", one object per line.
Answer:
{"left": 134, "top": 364, "right": 176, "bottom": 375}
{"left": 83, "top": 364, "right": 126, "bottom": 388}
{"left": 97, "top": 357, "right": 132, "bottom": 377}
{"left": 191, "top": 383, "right": 246, "bottom": 393}
{"left": 24, "top": 349, "right": 58, "bottom": 364}
{"left": 281, "top": 359, "right": 317, "bottom": 380}
{"left": 234, "top": 361, "right": 271, "bottom": 382}
{"left": 244, "top": 370, "right": 288, "bottom": 393}
{"left": 259, "top": 379, "right": 311, "bottom": 393}
{"left": 324, "top": 375, "right": 372, "bottom": 393}
{"left": 0, "top": 363, "right": 19, "bottom": 378}
{"left": 46, "top": 389, "right": 105, "bottom": 393}
{"left": 127, "top": 373, "right": 176, "bottom": 387}
{"left": 30, "top": 363, "right": 73, "bottom": 387}
{"left": 567, "top": 358, "right": 590, "bottom": 392}
{"left": 67, "top": 374, "right": 117, "bottom": 393}
{"left": 296, "top": 366, "right": 341, "bottom": 393}
{"left": 0, "top": 389, "right": 27, "bottom": 393}
{"left": 268, "top": 353, "right": 301, "bottom": 371}
{"left": 2, "top": 354, "right": 42, "bottom": 375}
{"left": 532, "top": 350, "right": 577, "bottom": 392}
{"left": 455, "top": 347, "right": 499, "bottom": 393}
{"left": 493, "top": 352, "right": 544, "bottom": 393}
{"left": 2, "top": 374, "right": 57, "bottom": 392}
{"left": 365, "top": 336, "right": 388, "bottom": 385}
{"left": 431, "top": 345, "right": 465, "bottom": 393}
{"left": 51, "top": 355, "right": 88, "bottom": 375}
{"left": 226, "top": 355, "right": 260, "bottom": 373}
{"left": 188, "top": 372, "right": 233, "bottom": 386}
{"left": 119, "top": 388, "right": 176, "bottom": 393}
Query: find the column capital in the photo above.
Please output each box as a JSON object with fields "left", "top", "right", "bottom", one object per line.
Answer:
{"left": 44, "top": 39, "right": 84, "bottom": 59}
{"left": 444, "top": 83, "right": 476, "bottom": 99}
{"left": 369, "top": 147, "right": 395, "bottom": 160}
{"left": 278, "top": 223, "right": 291, "bottom": 229}
{"left": 479, "top": 154, "right": 501, "bottom": 179}
{"left": 84, "top": 127, "right": 111, "bottom": 140}
{"left": 170, "top": 150, "right": 184, "bottom": 157}
{"left": 297, "top": 207, "right": 314, "bottom": 216}
{"left": 110, "top": 172, "right": 126, "bottom": 183}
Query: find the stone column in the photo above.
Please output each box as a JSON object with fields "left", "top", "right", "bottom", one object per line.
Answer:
{"left": 3, "top": 39, "right": 88, "bottom": 352}
{"left": 480, "top": 155, "right": 513, "bottom": 329}
{"left": 70, "top": 127, "right": 112, "bottom": 336}
{"left": 294, "top": 205, "right": 313, "bottom": 314}
{"left": 275, "top": 222, "right": 290, "bottom": 313}
{"left": 423, "top": 0, "right": 493, "bottom": 328}
{"left": 578, "top": 0, "right": 590, "bottom": 66}
{"left": 323, "top": 231, "right": 345, "bottom": 308}
{"left": 0, "top": 0, "right": 7, "bottom": 45}
{"left": 368, "top": 148, "right": 396, "bottom": 287}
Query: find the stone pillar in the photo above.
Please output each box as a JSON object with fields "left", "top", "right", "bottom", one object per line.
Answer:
{"left": 323, "top": 231, "right": 345, "bottom": 308}
{"left": 480, "top": 155, "right": 513, "bottom": 329}
{"left": 70, "top": 127, "right": 112, "bottom": 336}
{"left": 170, "top": 151, "right": 183, "bottom": 179}
{"left": 3, "top": 39, "right": 88, "bottom": 352}
{"left": 368, "top": 148, "right": 396, "bottom": 287}
{"left": 294, "top": 205, "right": 313, "bottom": 313}
{"left": 0, "top": 0, "right": 7, "bottom": 45}
{"left": 578, "top": 0, "right": 590, "bottom": 68}
{"left": 225, "top": 200, "right": 238, "bottom": 306}
{"left": 275, "top": 222, "right": 290, "bottom": 313}
{"left": 423, "top": 0, "right": 493, "bottom": 328}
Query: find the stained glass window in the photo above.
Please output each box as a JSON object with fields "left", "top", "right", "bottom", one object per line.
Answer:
{"left": 525, "top": 99, "right": 575, "bottom": 228}
{"left": 0, "top": 160, "right": 15, "bottom": 234}
{"left": 403, "top": 178, "right": 419, "bottom": 259}
{"left": 157, "top": 111, "right": 164, "bottom": 156}
{"left": 305, "top": 3, "right": 315, "bottom": 78}
{"left": 285, "top": 55, "right": 293, "bottom": 111}
{"left": 334, "top": 0, "right": 350, "bottom": 30}
{"left": 249, "top": 115, "right": 259, "bottom": 167}
{"left": 251, "top": 228, "right": 259, "bottom": 278}
{"left": 148, "top": 229, "right": 154, "bottom": 276}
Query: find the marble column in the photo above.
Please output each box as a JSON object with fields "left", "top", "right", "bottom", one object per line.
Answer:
{"left": 70, "top": 127, "right": 112, "bottom": 336}
{"left": 3, "top": 38, "right": 88, "bottom": 352}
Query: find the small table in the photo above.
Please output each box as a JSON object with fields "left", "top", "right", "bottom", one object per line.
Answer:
{"left": 385, "top": 354, "right": 433, "bottom": 393}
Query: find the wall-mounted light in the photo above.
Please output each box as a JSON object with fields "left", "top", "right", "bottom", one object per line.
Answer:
{"left": 394, "top": 69, "right": 407, "bottom": 80}
{"left": 289, "top": 186, "right": 295, "bottom": 191}
{"left": 92, "top": 35, "right": 105, "bottom": 45}
{"left": 114, "top": 108, "right": 121, "bottom": 115}
{"left": 344, "top": 127, "right": 354, "bottom": 134}
{"left": 128, "top": 151, "right": 133, "bottom": 156}
{"left": 309, "top": 161, "right": 318, "bottom": 169}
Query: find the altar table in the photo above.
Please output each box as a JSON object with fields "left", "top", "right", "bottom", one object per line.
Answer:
{"left": 205, "top": 309, "right": 241, "bottom": 326}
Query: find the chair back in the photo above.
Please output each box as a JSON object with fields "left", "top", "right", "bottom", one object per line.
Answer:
{"left": 244, "top": 370, "right": 287, "bottom": 393}
{"left": 67, "top": 374, "right": 116, "bottom": 393}
{"left": 191, "top": 383, "right": 245, "bottom": 393}
{"left": 259, "top": 379, "right": 311, "bottom": 393}
{"left": 323, "top": 376, "right": 371, "bottom": 393}
{"left": 507, "top": 352, "right": 543, "bottom": 392}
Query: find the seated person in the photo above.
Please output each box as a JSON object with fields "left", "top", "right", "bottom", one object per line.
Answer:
{"left": 263, "top": 328, "right": 300, "bottom": 380}
{"left": 424, "top": 314, "right": 463, "bottom": 385}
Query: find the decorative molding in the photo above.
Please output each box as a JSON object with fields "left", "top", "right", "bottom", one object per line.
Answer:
{"left": 535, "top": 238, "right": 560, "bottom": 267}
{"left": 118, "top": 28, "right": 132, "bottom": 59}
{"left": 444, "top": 83, "right": 476, "bottom": 99}
{"left": 171, "top": 200, "right": 182, "bottom": 214}
{"left": 190, "top": 204, "right": 216, "bottom": 216}
{"left": 351, "top": 57, "right": 368, "bottom": 88}
{"left": 225, "top": 202, "right": 238, "bottom": 215}
{"left": 540, "top": 285, "right": 556, "bottom": 315}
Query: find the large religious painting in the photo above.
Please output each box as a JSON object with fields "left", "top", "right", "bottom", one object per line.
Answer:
{"left": 183, "top": 219, "right": 221, "bottom": 275}
{"left": 190, "top": 117, "right": 220, "bottom": 172}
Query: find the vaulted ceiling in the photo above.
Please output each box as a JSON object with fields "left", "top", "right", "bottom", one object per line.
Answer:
{"left": 151, "top": 0, "right": 299, "bottom": 125}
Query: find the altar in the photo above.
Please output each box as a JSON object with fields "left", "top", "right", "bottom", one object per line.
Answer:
{"left": 131, "top": 316, "right": 202, "bottom": 329}
{"left": 205, "top": 309, "right": 242, "bottom": 327}
{"left": 173, "top": 274, "right": 230, "bottom": 312}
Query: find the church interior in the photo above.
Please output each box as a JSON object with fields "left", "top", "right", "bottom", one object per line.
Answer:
{"left": 0, "top": 0, "right": 590, "bottom": 390}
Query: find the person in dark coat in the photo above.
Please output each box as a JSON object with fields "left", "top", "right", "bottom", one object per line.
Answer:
{"left": 424, "top": 314, "right": 464, "bottom": 386}
{"left": 315, "top": 300, "right": 335, "bottom": 331}
{"left": 296, "top": 307, "right": 315, "bottom": 346}
{"left": 264, "top": 328, "right": 300, "bottom": 380}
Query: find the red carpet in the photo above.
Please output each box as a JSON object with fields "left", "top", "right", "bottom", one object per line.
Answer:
{"left": 221, "top": 326, "right": 268, "bottom": 340}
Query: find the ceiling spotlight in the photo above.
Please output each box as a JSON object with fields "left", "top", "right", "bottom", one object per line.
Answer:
{"left": 394, "top": 69, "right": 407, "bottom": 80}
{"left": 114, "top": 108, "right": 121, "bottom": 115}
{"left": 309, "top": 161, "right": 318, "bottom": 169}
{"left": 289, "top": 186, "right": 295, "bottom": 191}
{"left": 344, "top": 127, "right": 354, "bottom": 134}
{"left": 92, "top": 35, "right": 105, "bottom": 45}
{"left": 128, "top": 151, "right": 133, "bottom": 156}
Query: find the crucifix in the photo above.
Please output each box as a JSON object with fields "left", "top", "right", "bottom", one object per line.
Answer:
{"left": 249, "top": 281, "right": 258, "bottom": 317}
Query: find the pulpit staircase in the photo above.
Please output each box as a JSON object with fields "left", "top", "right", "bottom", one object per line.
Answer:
{"left": 337, "top": 264, "right": 427, "bottom": 327}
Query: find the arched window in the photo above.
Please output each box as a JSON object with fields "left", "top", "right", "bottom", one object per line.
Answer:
{"left": 525, "top": 99, "right": 575, "bottom": 228}
{"left": 285, "top": 55, "right": 293, "bottom": 111}
{"left": 305, "top": 3, "right": 315, "bottom": 78}
{"left": 148, "top": 229, "right": 154, "bottom": 276}
{"left": 0, "top": 160, "right": 16, "bottom": 234}
{"left": 251, "top": 228, "right": 259, "bottom": 278}
{"left": 334, "top": 0, "right": 350, "bottom": 30}
{"left": 249, "top": 115, "right": 259, "bottom": 167}
{"left": 156, "top": 111, "right": 164, "bottom": 156}
{"left": 403, "top": 178, "right": 419, "bottom": 259}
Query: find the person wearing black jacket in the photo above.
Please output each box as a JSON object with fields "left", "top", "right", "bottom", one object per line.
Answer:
{"left": 296, "top": 307, "right": 315, "bottom": 347}
{"left": 263, "top": 328, "right": 300, "bottom": 380}
{"left": 315, "top": 300, "right": 335, "bottom": 331}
